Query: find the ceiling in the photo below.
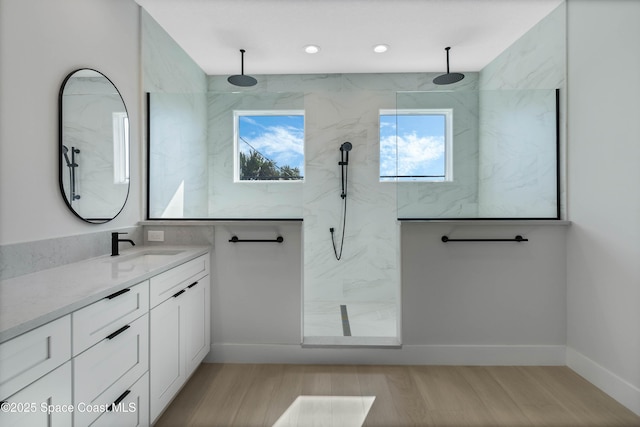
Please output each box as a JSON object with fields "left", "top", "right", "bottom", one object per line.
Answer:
{"left": 135, "top": 0, "right": 563, "bottom": 76}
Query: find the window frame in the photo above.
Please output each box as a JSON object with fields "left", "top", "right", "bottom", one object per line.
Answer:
{"left": 379, "top": 108, "right": 453, "bottom": 182}
{"left": 233, "top": 110, "right": 305, "bottom": 183}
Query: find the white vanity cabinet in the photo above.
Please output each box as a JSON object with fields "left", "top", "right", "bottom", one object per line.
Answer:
{"left": 0, "top": 316, "right": 72, "bottom": 427}
{"left": 72, "top": 281, "right": 150, "bottom": 427}
{"left": 0, "top": 247, "right": 211, "bottom": 427}
{"left": 149, "top": 254, "right": 210, "bottom": 423}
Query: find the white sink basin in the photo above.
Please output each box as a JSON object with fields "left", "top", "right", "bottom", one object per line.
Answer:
{"left": 108, "top": 249, "right": 184, "bottom": 263}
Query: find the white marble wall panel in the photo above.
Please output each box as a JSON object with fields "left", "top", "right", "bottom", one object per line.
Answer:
{"left": 395, "top": 89, "right": 480, "bottom": 218}
{"left": 478, "top": 90, "right": 558, "bottom": 217}
{"left": 148, "top": 93, "right": 208, "bottom": 218}
{"left": 479, "top": 3, "right": 566, "bottom": 90}
{"left": 142, "top": 10, "right": 207, "bottom": 94}
{"left": 478, "top": 3, "right": 565, "bottom": 218}
{"left": 143, "top": 11, "right": 209, "bottom": 218}
{"left": 302, "top": 88, "right": 399, "bottom": 306}
{"left": 207, "top": 92, "right": 304, "bottom": 218}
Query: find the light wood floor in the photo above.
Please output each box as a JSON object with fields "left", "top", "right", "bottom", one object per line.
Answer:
{"left": 155, "top": 363, "right": 640, "bottom": 427}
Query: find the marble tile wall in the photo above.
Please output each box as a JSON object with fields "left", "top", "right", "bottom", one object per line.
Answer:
{"left": 142, "top": 9, "right": 207, "bottom": 94}
{"left": 148, "top": 93, "right": 208, "bottom": 218}
{"left": 301, "top": 87, "right": 399, "bottom": 303}
{"left": 477, "top": 3, "right": 566, "bottom": 218}
{"left": 143, "top": 10, "right": 209, "bottom": 219}
{"left": 479, "top": 3, "right": 566, "bottom": 91}
{"left": 395, "top": 88, "right": 480, "bottom": 218}
{"left": 207, "top": 73, "right": 483, "bottom": 335}
{"left": 206, "top": 92, "right": 304, "bottom": 218}
{"left": 478, "top": 89, "right": 558, "bottom": 217}
{"left": 207, "top": 74, "right": 412, "bottom": 313}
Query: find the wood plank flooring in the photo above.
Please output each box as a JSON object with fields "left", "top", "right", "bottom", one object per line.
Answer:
{"left": 154, "top": 363, "right": 640, "bottom": 427}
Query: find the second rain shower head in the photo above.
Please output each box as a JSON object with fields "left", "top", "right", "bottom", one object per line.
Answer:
{"left": 433, "top": 46, "right": 465, "bottom": 85}
{"left": 228, "top": 49, "right": 257, "bottom": 87}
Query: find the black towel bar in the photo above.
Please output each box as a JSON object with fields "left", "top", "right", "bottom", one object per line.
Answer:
{"left": 441, "top": 235, "right": 528, "bottom": 243}
{"left": 229, "top": 235, "right": 284, "bottom": 243}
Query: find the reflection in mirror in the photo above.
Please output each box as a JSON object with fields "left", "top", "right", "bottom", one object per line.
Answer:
{"left": 59, "top": 69, "right": 130, "bottom": 223}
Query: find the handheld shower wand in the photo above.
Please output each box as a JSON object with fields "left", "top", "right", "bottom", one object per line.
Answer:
{"left": 339, "top": 142, "right": 352, "bottom": 199}
{"left": 330, "top": 142, "right": 352, "bottom": 260}
{"left": 62, "top": 145, "right": 81, "bottom": 202}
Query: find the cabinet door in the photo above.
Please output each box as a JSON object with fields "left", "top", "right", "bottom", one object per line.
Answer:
{"left": 184, "top": 275, "right": 211, "bottom": 376}
{"left": 149, "top": 294, "right": 184, "bottom": 423}
{"left": 0, "top": 361, "right": 72, "bottom": 427}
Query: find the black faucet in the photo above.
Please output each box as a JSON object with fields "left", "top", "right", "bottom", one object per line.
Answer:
{"left": 111, "top": 232, "right": 135, "bottom": 256}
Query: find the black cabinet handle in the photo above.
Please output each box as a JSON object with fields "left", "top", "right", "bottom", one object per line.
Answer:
{"left": 188, "top": 281, "right": 198, "bottom": 289}
{"left": 107, "top": 389, "right": 131, "bottom": 411}
{"left": 105, "top": 288, "right": 131, "bottom": 300}
{"left": 106, "top": 324, "right": 130, "bottom": 340}
{"left": 172, "top": 289, "right": 186, "bottom": 298}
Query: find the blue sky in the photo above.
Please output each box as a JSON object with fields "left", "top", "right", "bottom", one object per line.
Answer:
{"left": 238, "top": 114, "right": 304, "bottom": 176}
{"left": 380, "top": 114, "right": 446, "bottom": 181}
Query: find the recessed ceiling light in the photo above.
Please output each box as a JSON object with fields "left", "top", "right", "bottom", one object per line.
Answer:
{"left": 373, "top": 44, "right": 389, "bottom": 53}
{"left": 304, "top": 45, "right": 320, "bottom": 54}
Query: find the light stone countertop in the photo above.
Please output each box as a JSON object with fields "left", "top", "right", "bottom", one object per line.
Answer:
{"left": 0, "top": 245, "right": 210, "bottom": 343}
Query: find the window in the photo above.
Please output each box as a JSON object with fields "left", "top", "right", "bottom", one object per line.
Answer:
{"left": 234, "top": 110, "right": 304, "bottom": 181}
{"left": 112, "top": 112, "right": 129, "bottom": 184}
{"left": 379, "top": 109, "right": 452, "bottom": 182}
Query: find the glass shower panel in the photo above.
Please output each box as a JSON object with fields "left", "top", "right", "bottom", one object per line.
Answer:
{"left": 148, "top": 92, "right": 209, "bottom": 219}
{"left": 148, "top": 91, "right": 304, "bottom": 219}
{"left": 395, "top": 89, "right": 559, "bottom": 219}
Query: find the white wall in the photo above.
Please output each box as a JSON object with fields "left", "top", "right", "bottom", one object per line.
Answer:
{"left": 402, "top": 223, "right": 567, "bottom": 347}
{"left": 566, "top": 0, "right": 640, "bottom": 415}
{"left": 0, "top": 0, "right": 142, "bottom": 244}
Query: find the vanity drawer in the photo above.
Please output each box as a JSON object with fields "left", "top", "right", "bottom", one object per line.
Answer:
{"left": 72, "top": 281, "right": 149, "bottom": 356}
{"left": 150, "top": 254, "right": 209, "bottom": 308}
{"left": 73, "top": 313, "right": 148, "bottom": 427}
{"left": 89, "top": 372, "right": 149, "bottom": 427}
{"left": 0, "top": 315, "right": 71, "bottom": 400}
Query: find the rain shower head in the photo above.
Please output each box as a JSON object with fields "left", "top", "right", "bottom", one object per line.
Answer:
{"left": 340, "top": 141, "right": 353, "bottom": 152}
{"left": 433, "top": 47, "right": 465, "bottom": 85}
{"left": 228, "top": 49, "right": 257, "bottom": 87}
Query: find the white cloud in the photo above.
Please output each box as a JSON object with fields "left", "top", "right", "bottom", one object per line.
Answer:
{"left": 380, "top": 132, "right": 444, "bottom": 177}
{"left": 240, "top": 125, "right": 305, "bottom": 171}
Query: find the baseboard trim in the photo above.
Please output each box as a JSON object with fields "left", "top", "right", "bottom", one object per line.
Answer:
{"left": 566, "top": 347, "right": 640, "bottom": 416}
{"left": 204, "top": 343, "right": 565, "bottom": 366}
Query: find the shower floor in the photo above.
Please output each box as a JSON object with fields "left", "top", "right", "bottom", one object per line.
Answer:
{"left": 303, "top": 301, "right": 397, "bottom": 338}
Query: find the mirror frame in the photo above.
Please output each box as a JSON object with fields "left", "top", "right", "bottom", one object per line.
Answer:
{"left": 58, "top": 68, "right": 130, "bottom": 223}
